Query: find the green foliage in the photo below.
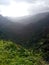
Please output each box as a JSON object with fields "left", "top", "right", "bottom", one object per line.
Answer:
{"left": 0, "top": 40, "right": 45, "bottom": 65}
{"left": 41, "top": 41, "right": 49, "bottom": 62}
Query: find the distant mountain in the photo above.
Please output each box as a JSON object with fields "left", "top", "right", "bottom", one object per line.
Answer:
{"left": 0, "top": 12, "right": 49, "bottom": 43}
{"left": 0, "top": 15, "right": 24, "bottom": 34}
{"left": 17, "top": 12, "right": 49, "bottom": 41}
{"left": 0, "top": 15, "right": 24, "bottom": 41}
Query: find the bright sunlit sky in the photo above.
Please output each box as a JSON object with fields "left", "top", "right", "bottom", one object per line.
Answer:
{"left": 0, "top": 0, "right": 49, "bottom": 17}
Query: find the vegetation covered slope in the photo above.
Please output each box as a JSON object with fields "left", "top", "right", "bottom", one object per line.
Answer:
{"left": 0, "top": 40, "right": 48, "bottom": 65}
{"left": 0, "top": 12, "right": 49, "bottom": 65}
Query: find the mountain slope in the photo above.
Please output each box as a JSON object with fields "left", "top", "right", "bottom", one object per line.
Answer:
{"left": 19, "top": 12, "right": 49, "bottom": 41}
{"left": 0, "top": 12, "right": 49, "bottom": 43}
{"left": 0, "top": 12, "right": 49, "bottom": 63}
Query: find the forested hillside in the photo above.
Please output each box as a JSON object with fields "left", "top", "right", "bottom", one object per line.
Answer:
{"left": 0, "top": 12, "right": 49, "bottom": 65}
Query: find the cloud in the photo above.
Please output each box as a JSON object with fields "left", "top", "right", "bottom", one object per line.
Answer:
{"left": 0, "top": 0, "right": 30, "bottom": 17}
{"left": 14, "top": 0, "right": 33, "bottom": 3}
{"left": 0, "top": 0, "right": 49, "bottom": 17}
{"left": 14, "top": 0, "right": 49, "bottom": 15}
{"left": 0, "top": 0, "right": 10, "bottom": 5}
{"left": 29, "top": 0, "right": 49, "bottom": 15}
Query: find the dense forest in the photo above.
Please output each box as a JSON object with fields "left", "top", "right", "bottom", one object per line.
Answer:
{"left": 0, "top": 12, "right": 49, "bottom": 65}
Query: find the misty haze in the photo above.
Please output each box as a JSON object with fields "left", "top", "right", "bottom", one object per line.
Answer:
{"left": 0, "top": 0, "right": 49, "bottom": 65}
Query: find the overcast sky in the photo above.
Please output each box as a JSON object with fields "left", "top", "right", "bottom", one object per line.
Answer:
{"left": 0, "top": 0, "right": 49, "bottom": 17}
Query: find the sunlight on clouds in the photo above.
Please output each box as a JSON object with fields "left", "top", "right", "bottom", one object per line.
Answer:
{"left": 0, "top": 0, "right": 49, "bottom": 17}
{"left": 0, "top": 0, "right": 30, "bottom": 17}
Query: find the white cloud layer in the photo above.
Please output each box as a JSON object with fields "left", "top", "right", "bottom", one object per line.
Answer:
{"left": 0, "top": 0, "right": 49, "bottom": 17}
